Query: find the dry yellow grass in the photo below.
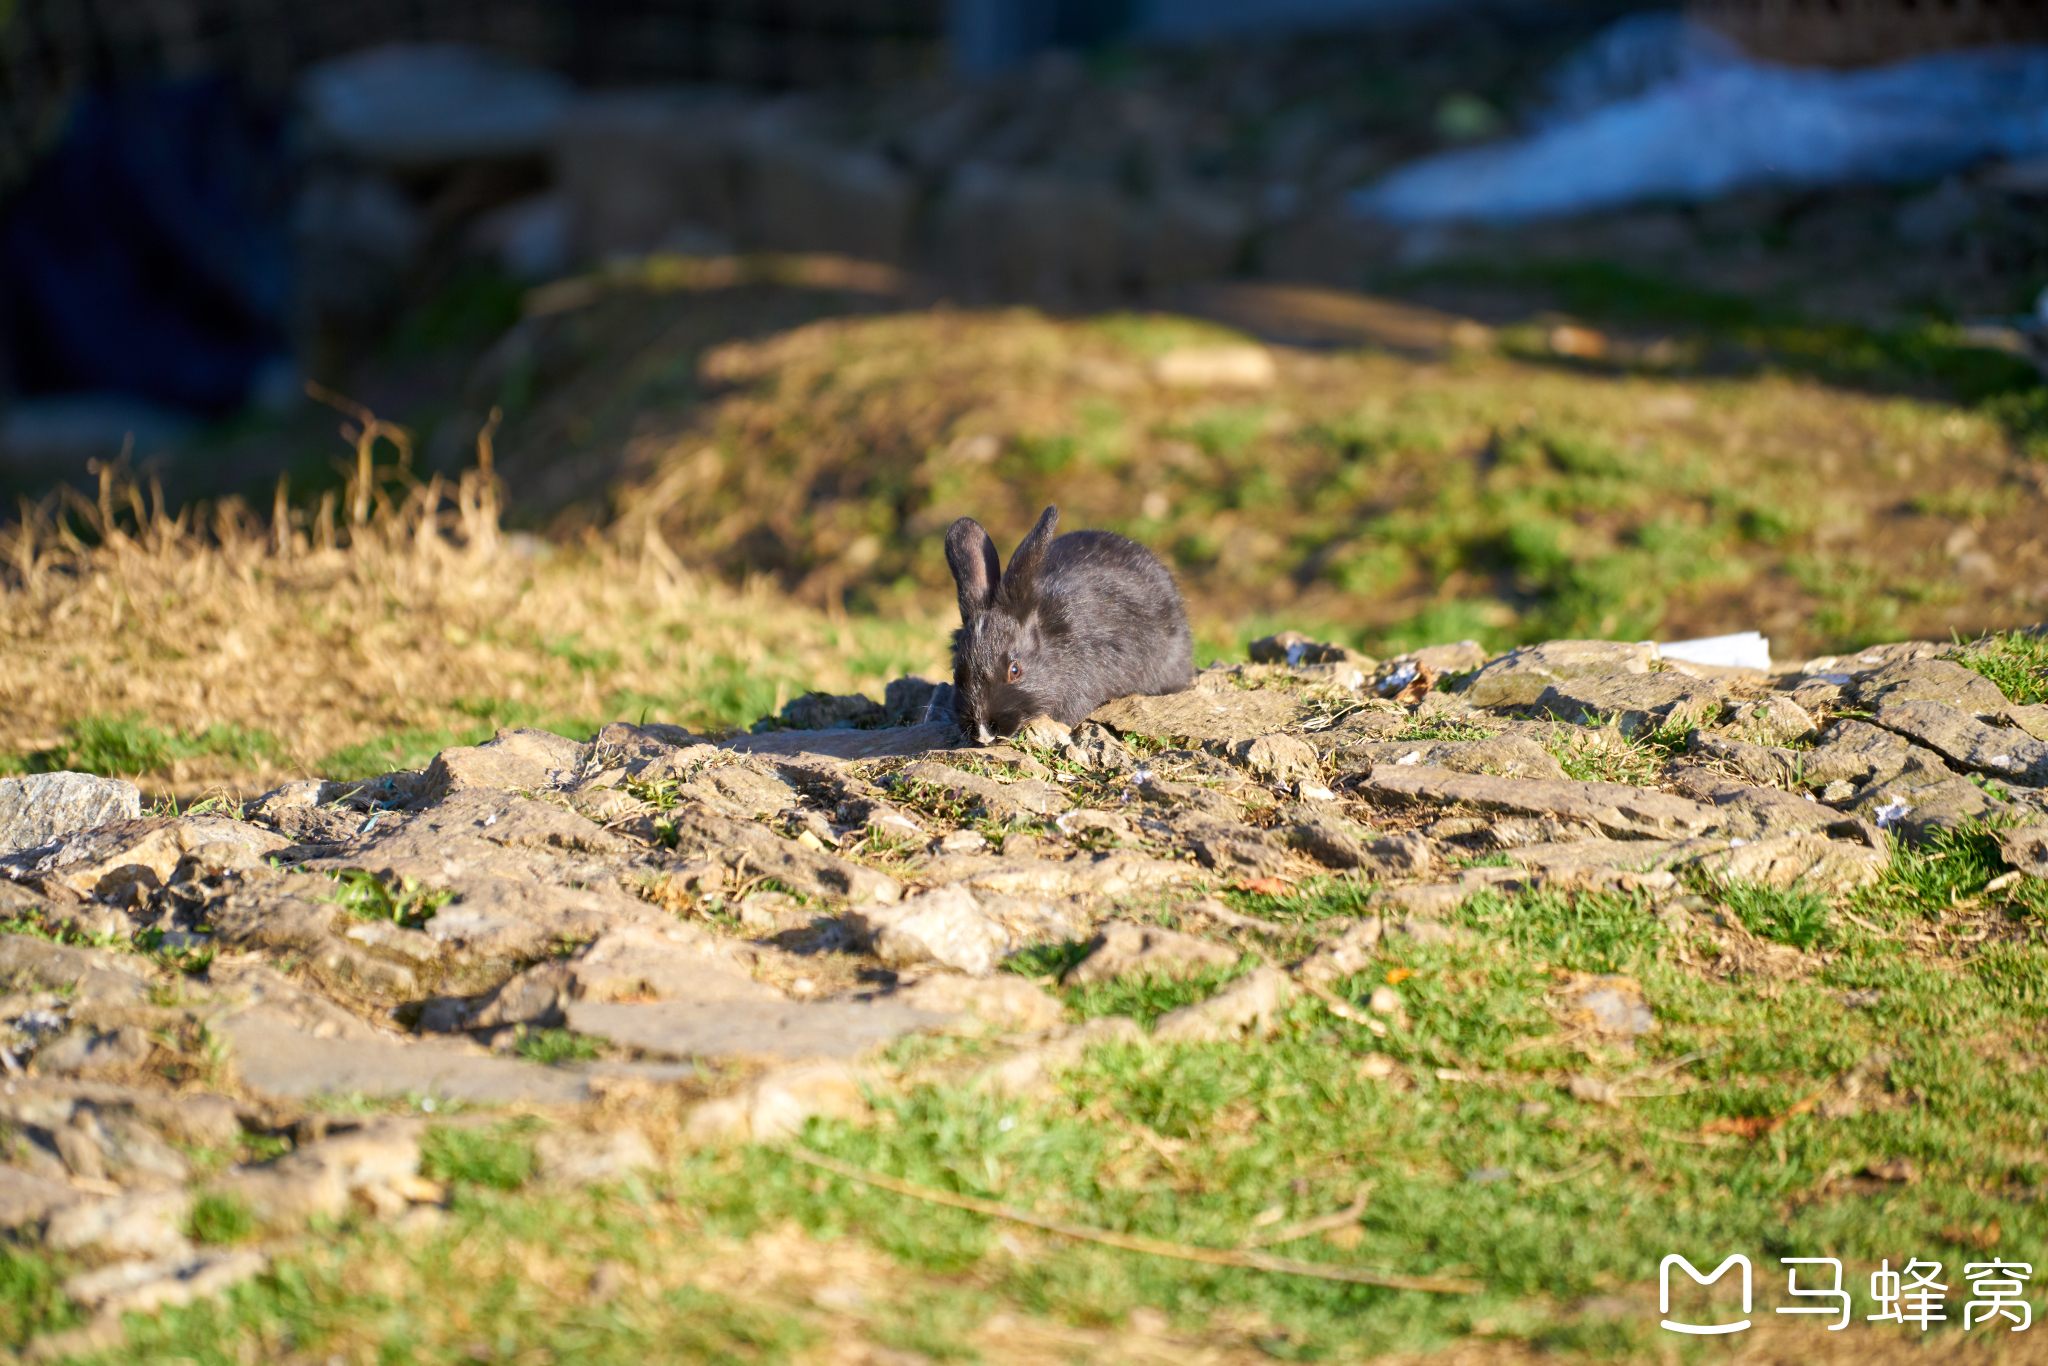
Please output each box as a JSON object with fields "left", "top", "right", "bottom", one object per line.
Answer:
{"left": 0, "top": 420, "right": 948, "bottom": 798}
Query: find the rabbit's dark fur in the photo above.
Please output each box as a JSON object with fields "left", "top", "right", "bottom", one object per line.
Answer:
{"left": 945, "top": 505, "right": 1193, "bottom": 742}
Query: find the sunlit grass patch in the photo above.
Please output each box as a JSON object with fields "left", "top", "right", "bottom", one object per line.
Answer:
{"left": 1950, "top": 628, "right": 2048, "bottom": 706}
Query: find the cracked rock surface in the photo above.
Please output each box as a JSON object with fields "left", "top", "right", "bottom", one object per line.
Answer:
{"left": 0, "top": 629, "right": 2043, "bottom": 1341}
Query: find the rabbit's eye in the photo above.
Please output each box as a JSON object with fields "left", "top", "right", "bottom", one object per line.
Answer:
{"left": 1006, "top": 661, "right": 1022, "bottom": 683}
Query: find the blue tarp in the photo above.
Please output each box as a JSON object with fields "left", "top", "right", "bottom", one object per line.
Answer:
{"left": 1353, "top": 18, "right": 2048, "bottom": 225}
{"left": 0, "top": 78, "right": 293, "bottom": 416}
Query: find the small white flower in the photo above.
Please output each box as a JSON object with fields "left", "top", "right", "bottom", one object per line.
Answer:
{"left": 420, "top": 1097, "right": 437, "bottom": 1113}
{"left": 1875, "top": 797, "right": 1911, "bottom": 829}
{"left": 998, "top": 1115, "right": 1016, "bottom": 1132}
{"left": 1131, "top": 767, "right": 1153, "bottom": 784}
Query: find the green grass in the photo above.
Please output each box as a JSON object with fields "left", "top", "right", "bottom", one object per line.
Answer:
{"left": 186, "top": 1192, "right": 259, "bottom": 1246}
{"left": 325, "top": 870, "right": 452, "bottom": 930}
{"left": 12, "top": 857, "right": 2048, "bottom": 1360}
{"left": 1951, "top": 628, "right": 2048, "bottom": 706}
{"left": 1719, "top": 879, "right": 1833, "bottom": 951}
{"left": 514, "top": 1027, "right": 603, "bottom": 1065}
{"left": 421, "top": 1123, "right": 538, "bottom": 1192}
{"left": 60, "top": 1194, "right": 821, "bottom": 1366}
{"left": 1402, "top": 258, "right": 2046, "bottom": 422}
{"left": 8, "top": 713, "right": 283, "bottom": 779}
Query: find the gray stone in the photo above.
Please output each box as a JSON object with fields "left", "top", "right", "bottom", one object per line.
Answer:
{"left": 0, "top": 774, "right": 141, "bottom": 857}
{"left": 0, "top": 936, "right": 157, "bottom": 1005}
{"left": 1456, "top": 641, "right": 1657, "bottom": 709}
{"left": 1283, "top": 816, "right": 1368, "bottom": 869}
{"left": 569, "top": 996, "right": 947, "bottom": 1063}
{"left": 875, "top": 973, "right": 1066, "bottom": 1032}
{"left": 1297, "top": 918, "right": 1387, "bottom": 983}
{"left": 1175, "top": 817, "right": 1296, "bottom": 878}
{"left": 1870, "top": 700, "right": 2048, "bottom": 786}
{"left": 38, "top": 1024, "right": 154, "bottom": 1077}
{"left": 1729, "top": 694, "right": 1818, "bottom": 746}
{"left": 1836, "top": 747, "right": 2009, "bottom": 844}
{"left": 1690, "top": 830, "right": 1890, "bottom": 890}
{"left": 45, "top": 1190, "right": 193, "bottom": 1258}
{"left": 0, "top": 1164, "right": 88, "bottom": 1229}
{"left": 1062, "top": 721, "right": 1136, "bottom": 772}
{"left": 683, "top": 1061, "right": 870, "bottom": 1144}
{"left": 891, "top": 762, "right": 1065, "bottom": 821}
{"left": 2012, "top": 704, "right": 2048, "bottom": 743}
{"left": 1803, "top": 720, "right": 1917, "bottom": 787}
{"left": 973, "top": 1016, "right": 1142, "bottom": 1096}
{"left": 1531, "top": 672, "right": 1722, "bottom": 736}
{"left": 1153, "top": 968, "right": 1293, "bottom": 1043}
{"left": 8, "top": 816, "right": 289, "bottom": 901}
{"left": 1854, "top": 659, "right": 2013, "bottom": 717}
{"left": 1089, "top": 688, "right": 1303, "bottom": 744}
{"left": 1351, "top": 768, "right": 1722, "bottom": 839}
{"left": 666, "top": 807, "right": 900, "bottom": 904}
{"left": 1559, "top": 976, "right": 1656, "bottom": 1037}
{"left": 218, "top": 1008, "right": 593, "bottom": 1104}
{"left": 1221, "top": 733, "right": 1321, "bottom": 784}
{"left": 1999, "top": 825, "right": 2048, "bottom": 878}
{"left": 719, "top": 720, "right": 963, "bottom": 761}
{"left": 63, "top": 1247, "right": 268, "bottom": 1317}
{"left": 535, "top": 1126, "right": 659, "bottom": 1184}
{"left": 844, "top": 885, "right": 1005, "bottom": 976}
{"left": 1333, "top": 735, "right": 1565, "bottom": 781}
{"left": 424, "top": 728, "right": 591, "bottom": 800}
{"left": 1685, "top": 732, "right": 1804, "bottom": 788}
{"left": 1063, "top": 921, "right": 1238, "bottom": 985}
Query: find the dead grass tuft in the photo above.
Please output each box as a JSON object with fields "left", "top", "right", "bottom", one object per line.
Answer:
{"left": 1, "top": 402, "right": 946, "bottom": 797}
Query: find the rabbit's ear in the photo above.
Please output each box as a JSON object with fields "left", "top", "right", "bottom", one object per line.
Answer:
{"left": 1002, "top": 506, "right": 1060, "bottom": 590}
{"left": 945, "top": 518, "right": 1001, "bottom": 621}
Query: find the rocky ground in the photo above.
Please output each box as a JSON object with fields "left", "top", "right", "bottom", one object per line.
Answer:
{"left": 0, "top": 627, "right": 2045, "bottom": 1359}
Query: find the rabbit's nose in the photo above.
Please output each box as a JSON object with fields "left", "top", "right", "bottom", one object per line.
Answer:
{"left": 976, "top": 723, "right": 995, "bottom": 745}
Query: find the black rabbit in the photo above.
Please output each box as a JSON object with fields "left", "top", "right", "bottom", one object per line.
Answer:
{"left": 945, "top": 505, "right": 1193, "bottom": 743}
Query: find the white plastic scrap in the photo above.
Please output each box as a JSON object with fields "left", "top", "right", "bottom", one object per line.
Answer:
{"left": 1656, "top": 631, "right": 1772, "bottom": 671}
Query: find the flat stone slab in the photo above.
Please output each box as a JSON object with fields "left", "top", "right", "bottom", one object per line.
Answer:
{"left": 2003, "top": 825, "right": 2048, "bottom": 878}
{"left": 1871, "top": 699, "right": 2048, "bottom": 786}
{"left": 1854, "top": 659, "right": 2013, "bottom": 717}
{"left": 1455, "top": 640, "right": 1656, "bottom": 709}
{"left": 565, "top": 997, "right": 951, "bottom": 1062}
{"left": 721, "top": 720, "right": 962, "bottom": 760}
{"left": 1350, "top": 767, "right": 1721, "bottom": 839}
{"left": 1332, "top": 735, "right": 1564, "bottom": 781}
{"left": 1088, "top": 688, "right": 1303, "bottom": 744}
{"left": 1531, "top": 672, "right": 1721, "bottom": 736}
{"left": 219, "top": 1008, "right": 594, "bottom": 1104}
{"left": 0, "top": 773, "right": 141, "bottom": 857}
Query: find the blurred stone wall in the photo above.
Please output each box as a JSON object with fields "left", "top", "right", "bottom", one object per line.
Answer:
{"left": 0, "top": 0, "right": 946, "bottom": 190}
